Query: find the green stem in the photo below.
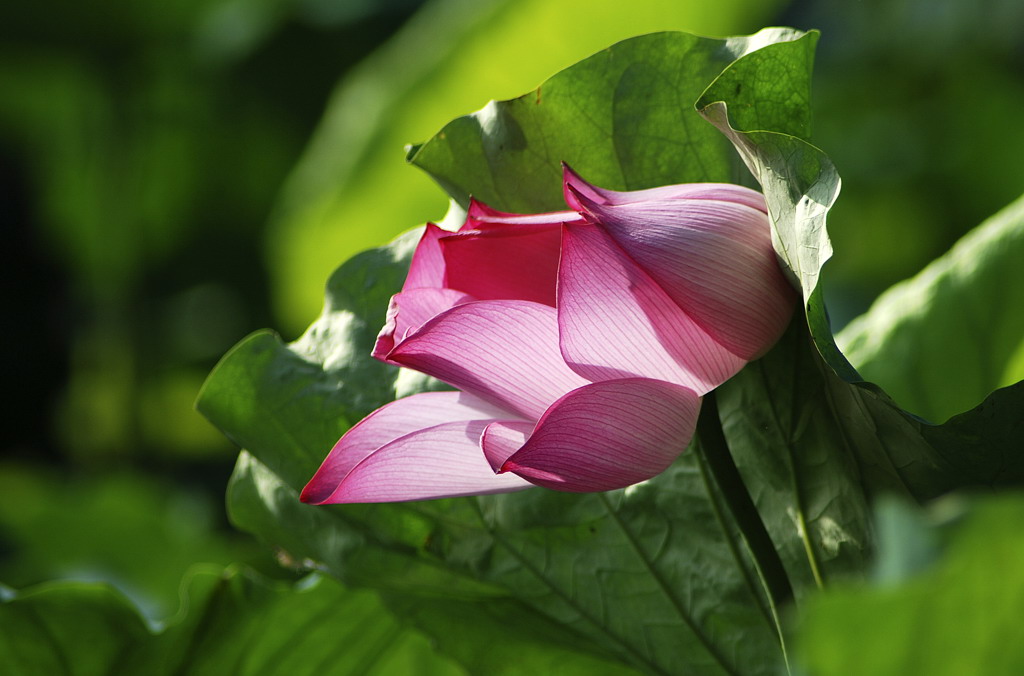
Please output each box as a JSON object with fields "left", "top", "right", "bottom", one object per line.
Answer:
{"left": 696, "top": 391, "right": 794, "bottom": 613}
{"left": 794, "top": 500, "right": 825, "bottom": 590}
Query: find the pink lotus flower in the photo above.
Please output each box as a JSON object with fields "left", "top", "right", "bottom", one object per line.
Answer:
{"left": 301, "top": 166, "right": 795, "bottom": 504}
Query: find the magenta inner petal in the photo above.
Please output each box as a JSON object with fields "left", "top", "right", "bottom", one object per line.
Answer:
{"left": 403, "top": 223, "right": 448, "bottom": 291}
{"left": 440, "top": 226, "right": 562, "bottom": 306}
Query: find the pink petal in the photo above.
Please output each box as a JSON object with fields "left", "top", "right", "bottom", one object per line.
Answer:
{"left": 388, "top": 300, "right": 589, "bottom": 420}
{"left": 568, "top": 183, "right": 796, "bottom": 360}
{"left": 481, "top": 420, "right": 533, "bottom": 472}
{"left": 558, "top": 223, "right": 746, "bottom": 394}
{"left": 439, "top": 222, "right": 563, "bottom": 306}
{"left": 466, "top": 198, "right": 580, "bottom": 230}
{"left": 308, "top": 420, "right": 534, "bottom": 503}
{"left": 301, "top": 391, "right": 508, "bottom": 504}
{"left": 373, "top": 288, "right": 474, "bottom": 362}
{"left": 500, "top": 378, "right": 701, "bottom": 492}
{"left": 403, "top": 223, "right": 448, "bottom": 290}
{"left": 562, "top": 163, "right": 768, "bottom": 213}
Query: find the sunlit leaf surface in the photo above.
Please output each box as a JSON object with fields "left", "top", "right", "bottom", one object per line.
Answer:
{"left": 838, "top": 195, "right": 1024, "bottom": 422}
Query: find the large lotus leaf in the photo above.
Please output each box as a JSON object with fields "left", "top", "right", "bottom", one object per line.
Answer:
{"left": 229, "top": 449, "right": 779, "bottom": 674}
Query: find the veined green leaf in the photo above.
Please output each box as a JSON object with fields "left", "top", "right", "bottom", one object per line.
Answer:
{"left": 409, "top": 28, "right": 809, "bottom": 211}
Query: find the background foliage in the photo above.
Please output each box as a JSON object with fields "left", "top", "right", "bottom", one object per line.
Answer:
{"left": 3, "top": 0, "right": 1024, "bottom": 673}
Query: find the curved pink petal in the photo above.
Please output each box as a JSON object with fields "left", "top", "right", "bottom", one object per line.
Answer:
{"left": 568, "top": 183, "right": 796, "bottom": 360}
{"left": 310, "top": 420, "right": 534, "bottom": 503}
{"left": 403, "top": 223, "right": 448, "bottom": 290}
{"left": 558, "top": 222, "right": 746, "bottom": 393}
{"left": 373, "top": 288, "right": 474, "bottom": 362}
{"left": 481, "top": 420, "right": 533, "bottom": 473}
{"left": 500, "top": 378, "right": 701, "bottom": 492}
{"left": 439, "top": 223, "right": 563, "bottom": 306}
{"left": 562, "top": 163, "right": 768, "bottom": 213}
{"left": 466, "top": 198, "right": 580, "bottom": 230}
{"left": 388, "top": 300, "right": 589, "bottom": 420}
{"left": 301, "top": 391, "right": 510, "bottom": 504}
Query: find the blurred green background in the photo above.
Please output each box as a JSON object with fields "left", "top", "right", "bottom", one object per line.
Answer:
{"left": 2, "top": 0, "right": 1023, "bottom": 627}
